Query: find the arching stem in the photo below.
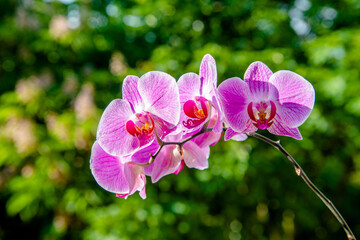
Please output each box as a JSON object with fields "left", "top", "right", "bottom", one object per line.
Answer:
{"left": 248, "top": 132, "right": 356, "bottom": 240}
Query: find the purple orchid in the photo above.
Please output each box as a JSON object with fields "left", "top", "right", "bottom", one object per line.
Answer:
{"left": 97, "top": 71, "right": 180, "bottom": 157}
{"left": 90, "top": 141, "right": 146, "bottom": 199}
{"left": 218, "top": 61, "right": 315, "bottom": 139}
{"left": 178, "top": 54, "right": 223, "bottom": 135}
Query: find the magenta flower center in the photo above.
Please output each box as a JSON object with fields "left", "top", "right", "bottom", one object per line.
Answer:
{"left": 182, "top": 96, "right": 210, "bottom": 129}
{"left": 247, "top": 100, "right": 276, "bottom": 130}
{"left": 125, "top": 112, "right": 155, "bottom": 140}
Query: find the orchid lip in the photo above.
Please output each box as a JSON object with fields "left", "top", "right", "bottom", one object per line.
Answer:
{"left": 247, "top": 100, "right": 276, "bottom": 129}
{"left": 182, "top": 96, "right": 211, "bottom": 129}
{"left": 125, "top": 112, "right": 155, "bottom": 139}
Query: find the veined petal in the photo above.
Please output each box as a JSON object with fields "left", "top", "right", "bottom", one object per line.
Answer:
{"left": 150, "top": 145, "right": 181, "bottom": 183}
{"left": 267, "top": 116, "right": 302, "bottom": 140}
{"left": 199, "top": 54, "right": 217, "bottom": 96}
{"left": 224, "top": 127, "right": 248, "bottom": 141}
{"left": 269, "top": 70, "right": 315, "bottom": 128}
{"left": 151, "top": 114, "right": 178, "bottom": 139}
{"left": 192, "top": 131, "right": 222, "bottom": 148}
{"left": 125, "top": 163, "right": 146, "bottom": 196}
{"left": 242, "top": 120, "right": 258, "bottom": 133}
{"left": 178, "top": 73, "right": 201, "bottom": 131}
{"left": 244, "top": 61, "right": 273, "bottom": 100}
{"left": 97, "top": 99, "right": 140, "bottom": 156}
{"left": 183, "top": 141, "right": 209, "bottom": 170}
{"left": 90, "top": 141, "right": 129, "bottom": 194}
{"left": 212, "top": 94, "right": 224, "bottom": 133}
{"left": 218, "top": 77, "right": 251, "bottom": 132}
{"left": 178, "top": 72, "right": 201, "bottom": 105}
{"left": 131, "top": 140, "right": 160, "bottom": 164}
{"left": 122, "top": 75, "right": 144, "bottom": 113}
{"left": 139, "top": 71, "right": 180, "bottom": 126}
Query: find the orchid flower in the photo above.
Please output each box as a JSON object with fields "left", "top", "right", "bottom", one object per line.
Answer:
{"left": 218, "top": 61, "right": 315, "bottom": 139}
{"left": 178, "top": 54, "right": 223, "bottom": 135}
{"left": 97, "top": 71, "right": 180, "bottom": 157}
{"left": 90, "top": 141, "right": 146, "bottom": 199}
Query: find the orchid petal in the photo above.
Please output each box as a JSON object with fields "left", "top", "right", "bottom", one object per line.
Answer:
{"left": 150, "top": 145, "right": 181, "bottom": 183}
{"left": 151, "top": 114, "right": 178, "bottom": 139}
{"left": 138, "top": 71, "right": 180, "bottom": 126}
{"left": 218, "top": 77, "right": 251, "bottom": 132}
{"left": 244, "top": 61, "right": 273, "bottom": 100}
{"left": 183, "top": 141, "right": 209, "bottom": 170}
{"left": 90, "top": 141, "right": 129, "bottom": 194}
{"left": 97, "top": 99, "right": 140, "bottom": 156}
{"left": 122, "top": 75, "right": 144, "bottom": 113}
{"left": 242, "top": 120, "right": 258, "bottom": 133}
{"left": 131, "top": 140, "right": 159, "bottom": 164}
{"left": 192, "top": 131, "right": 222, "bottom": 148}
{"left": 267, "top": 116, "right": 302, "bottom": 140}
{"left": 125, "top": 163, "right": 146, "bottom": 196}
{"left": 199, "top": 54, "right": 217, "bottom": 96}
{"left": 212, "top": 94, "right": 223, "bottom": 133}
{"left": 178, "top": 72, "right": 201, "bottom": 105}
{"left": 269, "top": 70, "right": 315, "bottom": 128}
{"left": 173, "top": 160, "right": 185, "bottom": 175}
{"left": 139, "top": 181, "right": 147, "bottom": 199}
{"left": 224, "top": 127, "right": 248, "bottom": 141}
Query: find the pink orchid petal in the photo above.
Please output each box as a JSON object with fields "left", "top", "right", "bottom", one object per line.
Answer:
{"left": 212, "top": 94, "right": 224, "bottom": 133}
{"left": 173, "top": 160, "right": 185, "bottom": 174}
{"left": 267, "top": 116, "right": 302, "bottom": 140}
{"left": 244, "top": 61, "right": 273, "bottom": 100}
{"left": 218, "top": 77, "right": 251, "bottom": 132}
{"left": 97, "top": 99, "right": 140, "bottom": 156}
{"left": 122, "top": 75, "right": 144, "bottom": 112}
{"left": 199, "top": 54, "right": 217, "bottom": 96}
{"left": 139, "top": 181, "right": 147, "bottom": 199}
{"left": 183, "top": 141, "right": 209, "bottom": 170}
{"left": 178, "top": 73, "right": 203, "bottom": 133}
{"left": 202, "top": 146, "right": 210, "bottom": 159}
{"left": 242, "top": 120, "right": 258, "bottom": 133}
{"left": 125, "top": 163, "right": 146, "bottom": 196}
{"left": 144, "top": 163, "right": 153, "bottom": 176}
{"left": 224, "top": 127, "right": 248, "bottom": 141}
{"left": 131, "top": 140, "right": 160, "bottom": 164}
{"left": 150, "top": 114, "right": 178, "bottom": 139}
{"left": 138, "top": 71, "right": 180, "bottom": 126}
{"left": 269, "top": 70, "right": 315, "bottom": 128}
{"left": 178, "top": 72, "right": 201, "bottom": 105}
{"left": 90, "top": 141, "right": 130, "bottom": 194}
{"left": 192, "top": 131, "right": 222, "bottom": 148}
{"left": 150, "top": 145, "right": 181, "bottom": 183}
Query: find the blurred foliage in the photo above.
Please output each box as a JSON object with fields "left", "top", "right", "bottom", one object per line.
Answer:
{"left": 0, "top": 0, "right": 360, "bottom": 239}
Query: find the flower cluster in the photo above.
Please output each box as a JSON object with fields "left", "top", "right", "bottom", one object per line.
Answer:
{"left": 90, "top": 54, "right": 315, "bottom": 199}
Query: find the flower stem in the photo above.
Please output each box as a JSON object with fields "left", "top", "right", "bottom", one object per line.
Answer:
{"left": 248, "top": 132, "right": 356, "bottom": 240}
{"left": 133, "top": 128, "right": 213, "bottom": 167}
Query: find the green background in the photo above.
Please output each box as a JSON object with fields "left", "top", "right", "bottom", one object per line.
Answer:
{"left": 0, "top": 0, "right": 359, "bottom": 239}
